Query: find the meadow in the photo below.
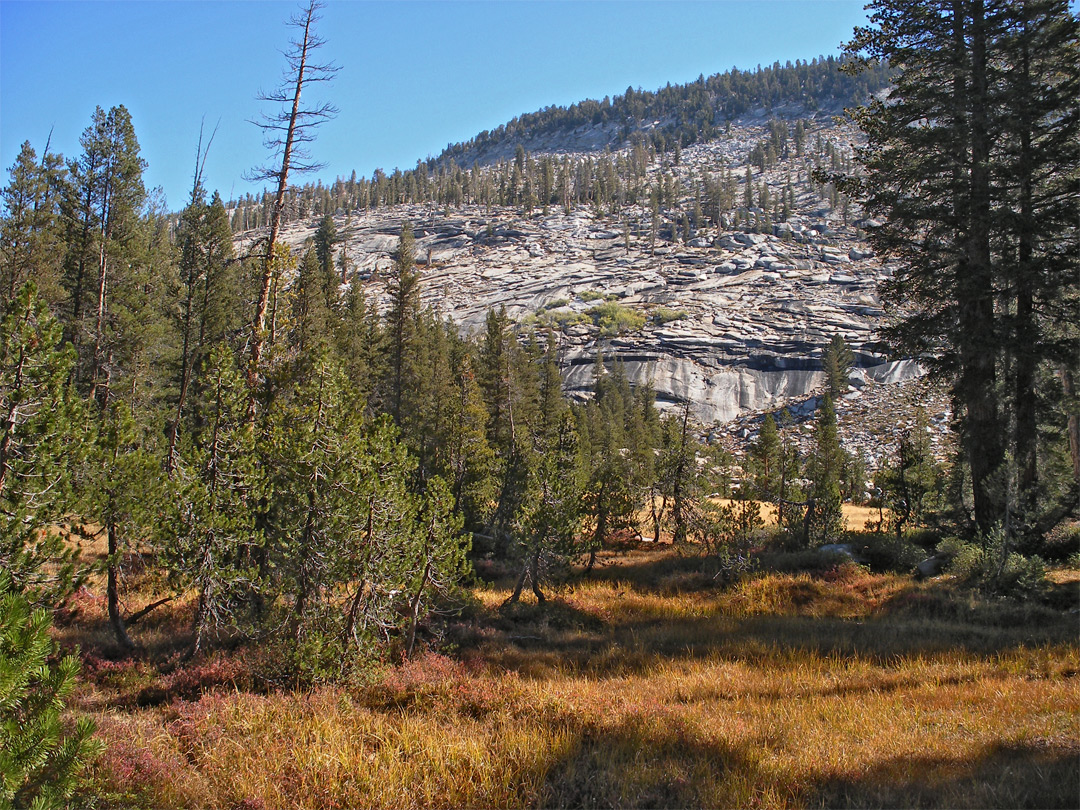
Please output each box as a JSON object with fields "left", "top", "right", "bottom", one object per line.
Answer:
{"left": 57, "top": 529, "right": 1080, "bottom": 810}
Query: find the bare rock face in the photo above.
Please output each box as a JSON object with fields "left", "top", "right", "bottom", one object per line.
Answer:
{"left": 248, "top": 126, "right": 921, "bottom": 428}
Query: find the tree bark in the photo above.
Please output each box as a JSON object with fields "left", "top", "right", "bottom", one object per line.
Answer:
{"left": 107, "top": 521, "right": 134, "bottom": 651}
{"left": 248, "top": 3, "right": 319, "bottom": 424}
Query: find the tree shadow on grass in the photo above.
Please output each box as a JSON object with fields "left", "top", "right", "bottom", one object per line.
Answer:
{"left": 468, "top": 565, "right": 1078, "bottom": 681}
{"left": 538, "top": 715, "right": 768, "bottom": 809}
{"left": 536, "top": 716, "right": 1080, "bottom": 809}
{"left": 813, "top": 741, "right": 1080, "bottom": 809}
{"left": 583, "top": 550, "right": 733, "bottom": 593}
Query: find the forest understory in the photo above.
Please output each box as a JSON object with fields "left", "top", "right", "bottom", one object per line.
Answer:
{"left": 58, "top": 523, "right": 1080, "bottom": 810}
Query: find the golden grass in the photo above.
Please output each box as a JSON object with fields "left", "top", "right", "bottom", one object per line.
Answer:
{"left": 702, "top": 499, "right": 887, "bottom": 530}
{"left": 75, "top": 549, "right": 1079, "bottom": 809}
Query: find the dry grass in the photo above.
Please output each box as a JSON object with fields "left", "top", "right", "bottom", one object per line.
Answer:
{"left": 706, "top": 499, "right": 886, "bottom": 530}
{"left": 70, "top": 546, "right": 1079, "bottom": 809}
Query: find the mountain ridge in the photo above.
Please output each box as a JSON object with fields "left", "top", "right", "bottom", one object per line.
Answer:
{"left": 431, "top": 56, "right": 891, "bottom": 170}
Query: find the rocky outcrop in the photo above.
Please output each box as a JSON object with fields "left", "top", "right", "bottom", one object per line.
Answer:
{"left": 243, "top": 127, "right": 922, "bottom": 432}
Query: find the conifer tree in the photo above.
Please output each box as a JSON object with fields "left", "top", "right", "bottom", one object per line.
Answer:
{"left": 579, "top": 355, "right": 640, "bottom": 567}
{"left": 0, "top": 140, "right": 66, "bottom": 307}
{"left": 804, "top": 395, "right": 847, "bottom": 545}
{"left": 877, "top": 407, "right": 943, "bottom": 539}
{"left": 0, "top": 283, "right": 85, "bottom": 607}
{"left": 822, "top": 334, "right": 854, "bottom": 398}
{"left": 384, "top": 221, "right": 420, "bottom": 423}
{"left": 0, "top": 573, "right": 102, "bottom": 809}
{"left": 505, "top": 411, "right": 583, "bottom": 605}
{"left": 263, "top": 349, "right": 368, "bottom": 638}
{"left": 404, "top": 475, "right": 469, "bottom": 657}
{"left": 162, "top": 344, "right": 266, "bottom": 653}
{"left": 670, "top": 401, "right": 699, "bottom": 546}
{"left": 291, "top": 248, "right": 335, "bottom": 360}
{"left": 168, "top": 174, "right": 239, "bottom": 471}
{"left": 78, "top": 402, "right": 164, "bottom": 650}
{"left": 444, "top": 339, "right": 497, "bottom": 529}
{"left": 844, "top": 0, "right": 1080, "bottom": 535}
{"left": 336, "top": 274, "right": 383, "bottom": 407}
{"left": 747, "top": 413, "right": 783, "bottom": 499}
{"left": 313, "top": 213, "right": 339, "bottom": 283}
{"left": 247, "top": 0, "right": 338, "bottom": 423}
{"left": 61, "top": 105, "right": 147, "bottom": 407}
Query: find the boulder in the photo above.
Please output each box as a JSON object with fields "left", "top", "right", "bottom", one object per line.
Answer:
{"left": 916, "top": 555, "right": 946, "bottom": 579}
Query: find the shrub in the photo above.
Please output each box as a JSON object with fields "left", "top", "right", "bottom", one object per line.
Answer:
{"left": 941, "top": 529, "right": 1048, "bottom": 598}
{"left": 578, "top": 289, "right": 604, "bottom": 302}
{"left": 651, "top": 307, "right": 688, "bottom": 325}
{"left": 1040, "top": 522, "right": 1080, "bottom": 563}
{"left": 541, "top": 298, "right": 570, "bottom": 311}
{"left": 587, "top": 302, "right": 646, "bottom": 335}
{"left": 858, "top": 532, "right": 925, "bottom": 573}
{"left": 549, "top": 310, "right": 589, "bottom": 330}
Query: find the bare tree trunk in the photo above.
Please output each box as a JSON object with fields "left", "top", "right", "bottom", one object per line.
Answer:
{"left": 107, "top": 521, "right": 134, "bottom": 651}
{"left": 166, "top": 278, "right": 196, "bottom": 474}
{"left": 406, "top": 561, "right": 431, "bottom": 658}
{"left": 503, "top": 559, "right": 529, "bottom": 607}
{"left": 248, "top": 1, "right": 328, "bottom": 424}
{"left": 530, "top": 546, "right": 545, "bottom": 602}
{"left": 90, "top": 240, "right": 109, "bottom": 407}
{"left": 1063, "top": 367, "right": 1080, "bottom": 495}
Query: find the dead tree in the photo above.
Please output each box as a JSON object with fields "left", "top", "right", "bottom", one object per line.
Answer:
{"left": 245, "top": 0, "right": 338, "bottom": 422}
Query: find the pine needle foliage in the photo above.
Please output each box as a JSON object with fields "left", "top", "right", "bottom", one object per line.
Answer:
{"left": 0, "top": 574, "right": 102, "bottom": 810}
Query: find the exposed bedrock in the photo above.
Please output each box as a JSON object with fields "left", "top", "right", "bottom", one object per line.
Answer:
{"left": 246, "top": 133, "right": 921, "bottom": 426}
{"left": 563, "top": 351, "right": 923, "bottom": 424}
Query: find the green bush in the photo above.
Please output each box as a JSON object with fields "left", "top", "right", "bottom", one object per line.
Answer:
{"left": 578, "top": 289, "right": 604, "bottom": 302}
{"left": 1040, "top": 522, "right": 1080, "bottom": 563}
{"left": 758, "top": 548, "right": 861, "bottom": 575}
{"left": 528, "top": 309, "right": 589, "bottom": 331}
{"left": 651, "top": 306, "right": 688, "bottom": 325}
{"left": 941, "top": 529, "right": 1048, "bottom": 598}
{"left": 859, "top": 533, "right": 925, "bottom": 573}
{"left": 587, "top": 302, "right": 646, "bottom": 336}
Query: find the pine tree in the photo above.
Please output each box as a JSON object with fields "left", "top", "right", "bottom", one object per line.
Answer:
{"left": 505, "top": 411, "right": 583, "bottom": 605}
{"left": 0, "top": 283, "right": 86, "bottom": 607}
{"left": 167, "top": 175, "right": 240, "bottom": 471}
{"left": 804, "top": 396, "right": 847, "bottom": 545}
{"left": 822, "top": 334, "right": 854, "bottom": 397}
{"left": 62, "top": 105, "right": 147, "bottom": 407}
{"left": 246, "top": 0, "right": 338, "bottom": 423}
{"left": 844, "top": 0, "right": 1080, "bottom": 535}
{"left": 335, "top": 274, "right": 383, "bottom": 407}
{"left": 291, "top": 248, "right": 335, "bottom": 360}
{"left": 747, "top": 413, "right": 783, "bottom": 499}
{"left": 162, "top": 344, "right": 266, "bottom": 653}
{"left": 993, "top": 1, "right": 1080, "bottom": 523}
{"left": 877, "top": 407, "right": 944, "bottom": 538}
{"left": 312, "top": 213, "right": 338, "bottom": 283}
{"left": 77, "top": 402, "right": 164, "bottom": 650}
{"left": 262, "top": 350, "right": 366, "bottom": 639}
{"left": 404, "top": 475, "right": 469, "bottom": 657}
{"left": 444, "top": 339, "right": 497, "bottom": 530}
{"left": 579, "top": 355, "right": 641, "bottom": 568}
{"left": 0, "top": 140, "right": 66, "bottom": 307}
{"left": 0, "top": 573, "right": 102, "bottom": 809}
{"left": 666, "top": 400, "right": 699, "bottom": 547}
{"left": 384, "top": 221, "right": 420, "bottom": 423}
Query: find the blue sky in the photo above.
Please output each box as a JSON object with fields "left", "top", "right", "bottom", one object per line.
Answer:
{"left": 1, "top": 1, "right": 871, "bottom": 210}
